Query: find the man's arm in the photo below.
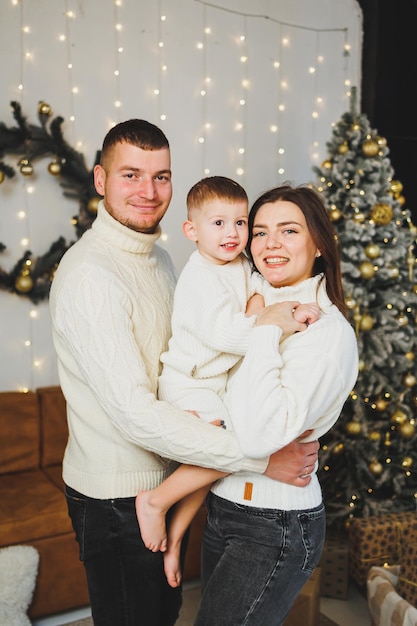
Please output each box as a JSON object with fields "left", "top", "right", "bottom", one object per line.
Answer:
{"left": 264, "top": 430, "right": 319, "bottom": 485}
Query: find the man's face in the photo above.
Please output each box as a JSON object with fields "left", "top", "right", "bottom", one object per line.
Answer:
{"left": 94, "top": 142, "right": 172, "bottom": 234}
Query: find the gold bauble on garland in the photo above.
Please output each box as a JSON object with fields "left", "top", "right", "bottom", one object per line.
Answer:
{"left": 365, "top": 243, "right": 380, "bottom": 259}
{"left": 391, "top": 408, "right": 408, "bottom": 424}
{"left": 87, "top": 196, "right": 101, "bottom": 214}
{"left": 329, "top": 207, "right": 343, "bottom": 222}
{"left": 389, "top": 180, "right": 403, "bottom": 197}
{"left": 403, "top": 372, "right": 417, "bottom": 388}
{"left": 359, "top": 261, "right": 376, "bottom": 279}
{"left": 353, "top": 212, "right": 366, "bottom": 224}
{"left": 48, "top": 160, "right": 61, "bottom": 176}
{"left": 405, "top": 351, "right": 415, "bottom": 361}
{"left": 322, "top": 159, "right": 333, "bottom": 169}
{"left": 370, "top": 203, "right": 393, "bottom": 225}
{"left": 369, "top": 460, "right": 383, "bottom": 476}
{"left": 368, "top": 431, "right": 381, "bottom": 441}
{"left": 375, "top": 398, "right": 388, "bottom": 411}
{"left": 362, "top": 138, "right": 379, "bottom": 157}
{"left": 346, "top": 420, "right": 362, "bottom": 435}
{"left": 377, "top": 136, "right": 387, "bottom": 148}
{"left": 360, "top": 313, "right": 374, "bottom": 331}
{"left": 19, "top": 158, "right": 34, "bottom": 176}
{"left": 15, "top": 270, "right": 34, "bottom": 293}
{"left": 400, "top": 423, "right": 415, "bottom": 439}
{"left": 338, "top": 142, "right": 349, "bottom": 154}
{"left": 38, "top": 101, "right": 52, "bottom": 116}
{"left": 402, "top": 457, "right": 413, "bottom": 468}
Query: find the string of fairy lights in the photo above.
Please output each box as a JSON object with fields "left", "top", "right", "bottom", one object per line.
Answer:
{"left": 2, "top": 0, "right": 357, "bottom": 392}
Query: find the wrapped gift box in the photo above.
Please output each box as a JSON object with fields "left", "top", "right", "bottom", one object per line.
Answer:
{"left": 348, "top": 511, "right": 417, "bottom": 588}
{"left": 284, "top": 568, "right": 321, "bottom": 626}
{"left": 319, "top": 533, "right": 349, "bottom": 599}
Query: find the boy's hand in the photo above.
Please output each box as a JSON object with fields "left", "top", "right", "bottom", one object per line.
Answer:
{"left": 292, "top": 302, "right": 320, "bottom": 327}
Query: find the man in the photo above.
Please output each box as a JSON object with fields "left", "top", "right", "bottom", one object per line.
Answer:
{"left": 49, "top": 119, "right": 318, "bottom": 626}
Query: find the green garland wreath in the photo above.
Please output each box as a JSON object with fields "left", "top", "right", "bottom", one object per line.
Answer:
{"left": 0, "top": 100, "right": 101, "bottom": 303}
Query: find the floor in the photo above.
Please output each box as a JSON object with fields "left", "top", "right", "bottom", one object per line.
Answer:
{"left": 33, "top": 579, "right": 371, "bottom": 626}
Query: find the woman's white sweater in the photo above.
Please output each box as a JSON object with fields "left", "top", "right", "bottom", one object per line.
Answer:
{"left": 212, "top": 274, "right": 359, "bottom": 510}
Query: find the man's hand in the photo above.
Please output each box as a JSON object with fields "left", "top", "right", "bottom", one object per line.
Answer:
{"left": 264, "top": 430, "right": 319, "bottom": 486}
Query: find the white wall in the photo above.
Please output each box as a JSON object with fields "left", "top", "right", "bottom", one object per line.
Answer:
{"left": 0, "top": 0, "right": 362, "bottom": 391}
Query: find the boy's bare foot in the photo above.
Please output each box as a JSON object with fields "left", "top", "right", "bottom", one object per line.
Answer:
{"left": 135, "top": 491, "right": 168, "bottom": 553}
{"left": 164, "top": 547, "right": 182, "bottom": 588}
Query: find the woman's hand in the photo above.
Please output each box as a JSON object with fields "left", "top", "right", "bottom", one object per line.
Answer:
{"left": 255, "top": 301, "right": 307, "bottom": 342}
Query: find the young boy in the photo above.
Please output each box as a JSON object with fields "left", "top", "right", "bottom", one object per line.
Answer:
{"left": 136, "top": 176, "right": 319, "bottom": 587}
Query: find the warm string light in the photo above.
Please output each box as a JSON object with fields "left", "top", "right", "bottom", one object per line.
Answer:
{"left": 113, "top": 0, "right": 123, "bottom": 120}
{"left": 158, "top": 4, "right": 167, "bottom": 123}
{"left": 236, "top": 18, "right": 248, "bottom": 181}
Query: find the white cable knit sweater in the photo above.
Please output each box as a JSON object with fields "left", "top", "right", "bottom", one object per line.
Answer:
{"left": 158, "top": 251, "right": 257, "bottom": 422}
{"left": 212, "top": 274, "right": 359, "bottom": 510}
{"left": 49, "top": 202, "right": 267, "bottom": 499}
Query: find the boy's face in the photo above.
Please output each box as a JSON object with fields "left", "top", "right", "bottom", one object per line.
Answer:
{"left": 184, "top": 199, "right": 249, "bottom": 265}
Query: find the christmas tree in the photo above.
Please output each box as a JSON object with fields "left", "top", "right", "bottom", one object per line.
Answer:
{"left": 313, "top": 87, "right": 417, "bottom": 529}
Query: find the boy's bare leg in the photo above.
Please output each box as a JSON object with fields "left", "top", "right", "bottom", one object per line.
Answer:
{"left": 135, "top": 465, "right": 225, "bottom": 552}
{"left": 164, "top": 485, "right": 211, "bottom": 588}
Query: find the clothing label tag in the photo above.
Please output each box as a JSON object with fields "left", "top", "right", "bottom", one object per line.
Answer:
{"left": 243, "top": 482, "right": 253, "bottom": 501}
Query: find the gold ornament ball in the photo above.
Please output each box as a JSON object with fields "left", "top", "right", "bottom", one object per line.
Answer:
{"left": 403, "top": 372, "right": 417, "bottom": 388}
{"left": 20, "top": 163, "right": 34, "bottom": 176}
{"left": 322, "top": 159, "right": 333, "bottom": 169}
{"left": 359, "top": 261, "right": 376, "bottom": 279}
{"left": 388, "top": 266, "right": 400, "bottom": 279}
{"left": 390, "top": 180, "right": 403, "bottom": 197}
{"left": 87, "top": 196, "right": 100, "bottom": 213}
{"left": 400, "top": 423, "right": 415, "bottom": 439}
{"left": 412, "top": 284, "right": 417, "bottom": 295}
{"left": 346, "top": 421, "right": 361, "bottom": 435}
{"left": 15, "top": 272, "right": 34, "bottom": 293}
{"left": 329, "top": 208, "right": 343, "bottom": 222}
{"left": 375, "top": 398, "right": 388, "bottom": 411}
{"left": 351, "top": 122, "right": 361, "bottom": 131}
{"left": 48, "top": 161, "right": 61, "bottom": 176}
{"left": 345, "top": 296, "right": 356, "bottom": 310}
{"left": 362, "top": 139, "right": 379, "bottom": 157}
{"left": 38, "top": 101, "right": 52, "bottom": 116}
{"left": 338, "top": 142, "right": 349, "bottom": 154}
{"left": 365, "top": 243, "right": 380, "bottom": 259}
{"left": 370, "top": 203, "right": 393, "bottom": 225}
{"left": 369, "top": 460, "right": 383, "bottom": 476}
{"left": 412, "top": 394, "right": 417, "bottom": 408}
{"left": 358, "top": 359, "right": 366, "bottom": 372}
{"left": 0, "top": 170, "right": 4, "bottom": 184}
{"left": 405, "top": 351, "right": 415, "bottom": 361}
{"left": 397, "top": 195, "right": 406, "bottom": 206}
{"left": 353, "top": 212, "right": 366, "bottom": 224}
{"left": 397, "top": 313, "right": 408, "bottom": 327}
{"left": 333, "top": 443, "right": 344, "bottom": 454}
{"left": 391, "top": 408, "right": 408, "bottom": 424}
{"left": 368, "top": 431, "right": 381, "bottom": 441}
{"left": 360, "top": 313, "right": 374, "bottom": 331}
{"left": 402, "top": 456, "right": 413, "bottom": 468}
{"left": 377, "top": 136, "right": 387, "bottom": 148}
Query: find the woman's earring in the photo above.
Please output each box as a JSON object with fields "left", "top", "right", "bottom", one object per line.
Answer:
{"left": 316, "top": 251, "right": 321, "bottom": 257}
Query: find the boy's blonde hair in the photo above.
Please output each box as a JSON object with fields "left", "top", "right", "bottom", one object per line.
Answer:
{"left": 186, "top": 176, "right": 248, "bottom": 218}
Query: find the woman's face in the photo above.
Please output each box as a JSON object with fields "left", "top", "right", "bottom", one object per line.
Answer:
{"left": 250, "top": 200, "right": 319, "bottom": 288}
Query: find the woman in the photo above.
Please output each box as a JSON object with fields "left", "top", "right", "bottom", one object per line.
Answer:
{"left": 194, "top": 184, "right": 358, "bottom": 626}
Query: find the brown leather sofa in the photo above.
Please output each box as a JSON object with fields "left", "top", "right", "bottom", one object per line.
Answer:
{"left": 0, "top": 385, "right": 204, "bottom": 619}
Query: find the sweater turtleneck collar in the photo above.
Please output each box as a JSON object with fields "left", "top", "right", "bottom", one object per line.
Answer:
{"left": 92, "top": 200, "right": 162, "bottom": 254}
{"left": 262, "top": 273, "right": 333, "bottom": 309}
